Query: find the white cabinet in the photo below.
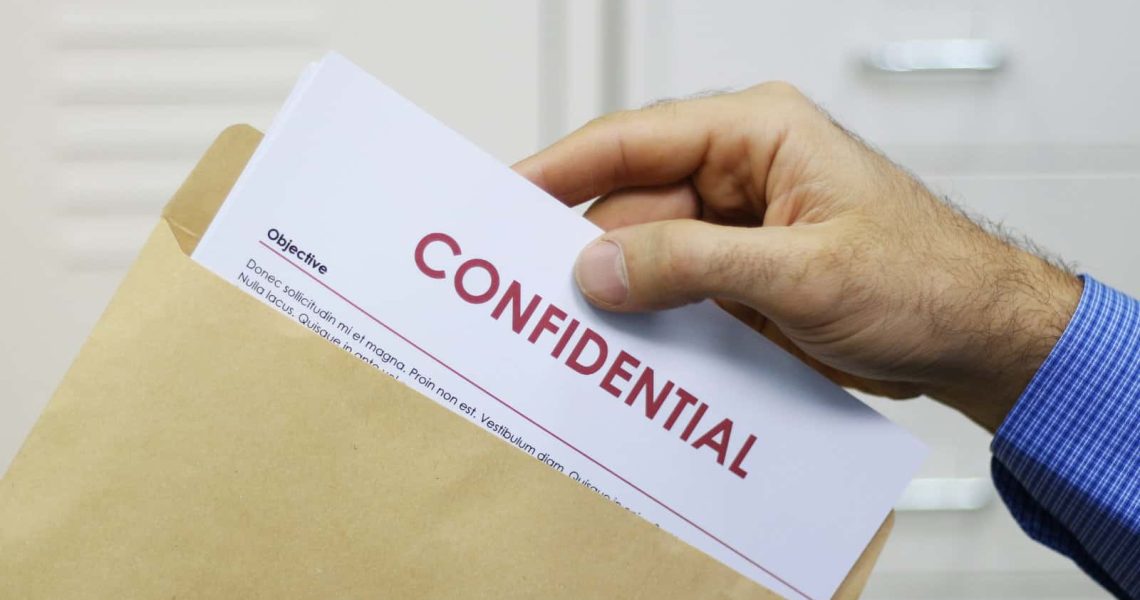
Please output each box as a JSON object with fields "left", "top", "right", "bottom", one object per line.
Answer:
{"left": 625, "top": 0, "right": 1140, "bottom": 152}
{"left": 613, "top": 1, "right": 1137, "bottom": 597}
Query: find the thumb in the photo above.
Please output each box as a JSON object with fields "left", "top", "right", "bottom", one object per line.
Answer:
{"left": 573, "top": 219, "right": 803, "bottom": 313}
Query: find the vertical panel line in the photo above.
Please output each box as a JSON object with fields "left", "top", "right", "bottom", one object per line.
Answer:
{"left": 538, "top": 0, "right": 568, "bottom": 148}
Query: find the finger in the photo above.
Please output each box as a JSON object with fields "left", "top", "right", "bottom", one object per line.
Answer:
{"left": 572, "top": 219, "right": 805, "bottom": 313}
{"left": 584, "top": 182, "right": 700, "bottom": 231}
{"left": 513, "top": 84, "right": 810, "bottom": 207}
{"left": 513, "top": 99, "right": 721, "bottom": 206}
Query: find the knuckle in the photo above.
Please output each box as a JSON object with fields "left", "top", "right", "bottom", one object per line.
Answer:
{"left": 583, "top": 109, "right": 635, "bottom": 133}
{"left": 640, "top": 222, "right": 716, "bottom": 302}
{"left": 656, "top": 223, "right": 704, "bottom": 286}
{"left": 754, "top": 80, "right": 806, "bottom": 103}
{"left": 659, "top": 223, "right": 755, "bottom": 300}
{"left": 584, "top": 112, "right": 618, "bottom": 130}
{"left": 739, "top": 81, "right": 820, "bottom": 130}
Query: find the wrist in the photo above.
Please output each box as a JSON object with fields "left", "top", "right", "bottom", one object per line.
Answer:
{"left": 928, "top": 255, "right": 1084, "bottom": 432}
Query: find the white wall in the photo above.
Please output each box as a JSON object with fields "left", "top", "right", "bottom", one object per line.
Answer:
{"left": 0, "top": 0, "right": 543, "bottom": 475}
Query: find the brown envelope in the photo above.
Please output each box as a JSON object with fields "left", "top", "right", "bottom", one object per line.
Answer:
{"left": 0, "top": 125, "right": 892, "bottom": 599}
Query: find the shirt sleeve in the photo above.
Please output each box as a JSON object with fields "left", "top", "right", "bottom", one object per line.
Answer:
{"left": 991, "top": 276, "right": 1140, "bottom": 599}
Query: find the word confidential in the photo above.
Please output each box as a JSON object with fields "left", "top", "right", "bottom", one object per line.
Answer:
{"left": 414, "top": 232, "right": 758, "bottom": 480}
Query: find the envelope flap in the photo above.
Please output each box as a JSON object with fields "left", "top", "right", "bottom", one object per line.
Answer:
{"left": 162, "top": 124, "right": 262, "bottom": 254}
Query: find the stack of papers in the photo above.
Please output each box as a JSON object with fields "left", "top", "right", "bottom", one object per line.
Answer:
{"left": 193, "top": 53, "right": 926, "bottom": 600}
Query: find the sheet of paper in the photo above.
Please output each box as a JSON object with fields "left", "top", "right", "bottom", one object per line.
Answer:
{"left": 193, "top": 53, "right": 926, "bottom": 600}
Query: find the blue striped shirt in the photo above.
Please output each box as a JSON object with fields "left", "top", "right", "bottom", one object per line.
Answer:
{"left": 992, "top": 276, "right": 1140, "bottom": 598}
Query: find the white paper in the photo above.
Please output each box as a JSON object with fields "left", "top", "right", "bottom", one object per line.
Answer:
{"left": 194, "top": 53, "right": 926, "bottom": 600}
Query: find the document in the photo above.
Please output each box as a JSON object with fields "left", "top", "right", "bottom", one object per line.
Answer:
{"left": 193, "top": 53, "right": 926, "bottom": 600}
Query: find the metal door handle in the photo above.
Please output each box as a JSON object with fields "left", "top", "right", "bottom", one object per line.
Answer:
{"left": 866, "top": 39, "right": 1005, "bottom": 73}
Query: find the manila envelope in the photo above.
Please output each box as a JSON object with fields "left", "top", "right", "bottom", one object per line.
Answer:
{"left": 0, "top": 125, "right": 893, "bottom": 599}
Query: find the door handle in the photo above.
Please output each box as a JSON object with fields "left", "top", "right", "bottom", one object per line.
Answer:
{"left": 866, "top": 39, "right": 1005, "bottom": 73}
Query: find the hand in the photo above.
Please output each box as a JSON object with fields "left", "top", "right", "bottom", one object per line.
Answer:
{"left": 513, "top": 83, "right": 1083, "bottom": 432}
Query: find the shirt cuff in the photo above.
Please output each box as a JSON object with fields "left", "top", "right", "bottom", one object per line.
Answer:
{"left": 991, "top": 275, "right": 1140, "bottom": 598}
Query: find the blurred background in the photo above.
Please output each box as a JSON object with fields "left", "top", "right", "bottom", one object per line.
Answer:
{"left": 1, "top": 0, "right": 1137, "bottom": 597}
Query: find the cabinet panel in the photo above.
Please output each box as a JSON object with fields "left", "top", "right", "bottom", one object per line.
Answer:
{"left": 627, "top": 0, "right": 1140, "bottom": 165}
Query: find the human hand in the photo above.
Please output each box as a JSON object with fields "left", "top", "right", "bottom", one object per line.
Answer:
{"left": 514, "top": 84, "right": 1082, "bottom": 432}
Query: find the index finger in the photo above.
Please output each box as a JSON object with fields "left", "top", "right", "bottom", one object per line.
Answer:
{"left": 512, "top": 100, "right": 717, "bottom": 206}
